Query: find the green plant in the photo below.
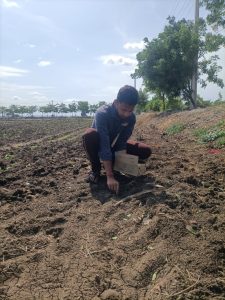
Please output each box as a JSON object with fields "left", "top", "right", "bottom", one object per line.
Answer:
{"left": 194, "top": 118, "right": 225, "bottom": 147}
{"left": 194, "top": 128, "right": 208, "bottom": 137}
{"left": 4, "top": 153, "right": 14, "bottom": 160}
{"left": 166, "top": 123, "right": 185, "bottom": 135}
{"left": 215, "top": 136, "right": 225, "bottom": 148}
{"left": 201, "top": 130, "right": 225, "bottom": 142}
{"left": 216, "top": 119, "right": 225, "bottom": 127}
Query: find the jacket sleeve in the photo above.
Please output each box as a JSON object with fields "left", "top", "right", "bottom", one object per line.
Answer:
{"left": 94, "top": 110, "right": 113, "bottom": 161}
{"left": 115, "top": 115, "right": 136, "bottom": 151}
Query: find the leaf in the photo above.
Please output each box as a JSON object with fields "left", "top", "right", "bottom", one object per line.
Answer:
{"left": 186, "top": 225, "right": 197, "bottom": 235}
{"left": 152, "top": 271, "right": 157, "bottom": 281}
{"left": 147, "top": 245, "right": 154, "bottom": 250}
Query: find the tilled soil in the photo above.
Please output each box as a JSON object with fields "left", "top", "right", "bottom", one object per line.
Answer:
{"left": 0, "top": 108, "right": 225, "bottom": 300}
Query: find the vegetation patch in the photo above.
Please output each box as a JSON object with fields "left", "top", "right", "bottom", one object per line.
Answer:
{"left": 166, "top": 123, "right": 185, "bottom": 135}
{"left": 194, "top": 120, "right": 225, "bottom": 148}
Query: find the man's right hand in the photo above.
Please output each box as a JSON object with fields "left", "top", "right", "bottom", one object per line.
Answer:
{"left": 107, "top": 175, "right": 119, "bottom": 194}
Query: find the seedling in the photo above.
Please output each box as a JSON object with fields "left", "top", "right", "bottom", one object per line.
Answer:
{"left": 152, "top": 271, "right": 157, "bottom": 281}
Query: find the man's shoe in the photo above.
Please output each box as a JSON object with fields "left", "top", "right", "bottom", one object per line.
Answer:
{"left": 86, "top": 171, "right": 100, "bottom": 184}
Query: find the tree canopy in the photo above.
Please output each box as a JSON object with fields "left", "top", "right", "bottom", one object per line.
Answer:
{"left": 133, "top": 16, "right": 224, "bottom": 108}
{"left": 200, "top": 0, "right": 225, "bottom": 29}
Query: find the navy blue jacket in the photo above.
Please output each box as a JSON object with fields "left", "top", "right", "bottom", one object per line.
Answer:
{"left": 92, "top": 103, "right": 136, "bottom": 160}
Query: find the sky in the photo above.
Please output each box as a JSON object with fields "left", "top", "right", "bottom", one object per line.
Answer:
{"left": 0, "top": 0, "right": 224, "bottom": 107}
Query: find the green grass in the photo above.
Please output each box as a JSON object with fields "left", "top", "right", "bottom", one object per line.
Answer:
{"left": 166, "top": 123, "right": 185, "bottom": 135}
{"left": 194, "top": 119, "right": 225, "bottom": 148}
{"left": 215, "top": 136, "right": 225, "bottom": 148}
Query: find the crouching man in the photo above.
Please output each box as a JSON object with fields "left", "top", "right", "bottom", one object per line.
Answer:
{"left": 82, "top": 85, "right": 151, "bottom": 194}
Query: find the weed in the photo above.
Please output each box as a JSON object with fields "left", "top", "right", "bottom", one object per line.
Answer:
{"left": 194, "top": 128, "right": 208, "bottom": 137}
{"left": 201, "top": 130, "right": 225, "bottom": 142}
{"left": 194, "top": 120, "right": 225, "bottom": 148}
{"left": 166, "top": 123, "right": 185, "bottom": 135}
{"left": 4, "top": 153, "right": 14, "bottom": 160}
{"left": 215, "top": 136, "right": 225, "bottom": 148}
{"left": 216, "top": 119, "right": 225, "bottom": 127}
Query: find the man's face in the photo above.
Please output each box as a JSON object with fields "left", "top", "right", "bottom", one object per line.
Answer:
{"left": 114, "top": 100, "right": 135, "bottom": 120}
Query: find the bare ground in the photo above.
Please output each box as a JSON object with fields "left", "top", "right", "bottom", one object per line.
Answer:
{"left": 0, "top": 107, "right": 225, "bottom": 300}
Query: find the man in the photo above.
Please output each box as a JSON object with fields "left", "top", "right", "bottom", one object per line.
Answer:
{"left": 82, "top": 85, "right": 151, "bottom": 194}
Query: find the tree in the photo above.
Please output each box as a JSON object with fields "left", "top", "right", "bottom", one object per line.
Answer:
{"left": 145, "top": 96, "right": 162, "bottom": 112}
{"left": 27, "top": 106, "right": 37, "bottom": 117}
{"left": 89, "top": 104, "right": 98, "bottom": 115}
{"left": 58, "top": 103, "right": 68, "bottom": 116}
{"left": 17, "top": 105, "right": 28, "bottom": 117}
{"left": 39, "top": 105, "right": 49, "bottom": 117}
{"left": 200, "top": 0, "right": 225, "bottom": 29}
{"left": 136, "top": 88, "right": 149, "bottom": 113}
{"left": 97, "top": 101, "right": 106, "bottom": 108}
{"left": 8, "top": 105, "right": 19, "bottom": 117}
{"left": 46, "top": 102, "right": 58, "bottom": 116}
{"left": 68, "top": 101, "right": 77, "bottom": 117}
{"left": 133, "top": 17, "right": 224, "bottom": 109}
{"left": 77, "top": 101, "right": 89, "bottom": 117}
{"left": 0, "top": 106, "right": 7, "bottom": 118}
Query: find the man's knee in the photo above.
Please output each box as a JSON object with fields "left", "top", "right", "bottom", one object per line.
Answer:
{"left": 83, "top": 128, "right": 98, "bottom": 137}
{"left": 82, "top": 128, "right": 100, "bottom": 149}
{"left": 139, "top": 143, "right": 152, "bottom": 159}
{"left": 127, "top": 140, "right": 151, "bottom": 159}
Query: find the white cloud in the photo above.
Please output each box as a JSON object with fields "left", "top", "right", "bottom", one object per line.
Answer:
{"left": 100, "top": 55, "right": 136, "bottom": 66}
{"left": 13, "top": 59, "right": 22, "bottom": 64}
{"left": 30, "top": 92, "right": 49, "bottom": 104}
{"left": 1, "top": 0, "right": 20, "bottom": 8}
{"left": 28, "top": 44, "right": 36, "bottom": 48}
{"left": 12, "top": 95, "right": 22, "bottom": 102}
{"left": 1, "top": 82, "right": 53, "bottom": 92}
{"left": 0, "top": 83, "right": 53, "bottom": 106}
{"left": 0, "top": 66, "right": 29, "bottom": 77}
{"left": 23, "top": 43, "right": 37, "bottom": 48}
{"left": 37, "top": 60, "right": 53, "bottom": 67}
{"left": 123, "top": 41, "right": 145, "bottom": 50}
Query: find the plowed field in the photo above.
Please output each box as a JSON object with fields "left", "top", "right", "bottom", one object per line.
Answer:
{"left": 1, "top": 107, "right": 225, "bottom": 300}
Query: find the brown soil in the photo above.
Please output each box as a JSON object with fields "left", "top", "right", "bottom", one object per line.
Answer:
{"left": 0, "top": 107, "right": 225, "bottom": 300}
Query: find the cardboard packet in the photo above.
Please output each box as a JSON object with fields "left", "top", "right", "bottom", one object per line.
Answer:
{"left": 113, "top": 152, "right": 146, "bottom": 176}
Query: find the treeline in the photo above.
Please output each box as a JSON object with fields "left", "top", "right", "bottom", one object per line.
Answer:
{"left": 1, "top": 92, "right": 224, "bottom": 119}
{"left": 0, "top": 101, "right": 107, "bottom": 118}
{"left": 136, "top": 90, "right": 225, "bottom": 113}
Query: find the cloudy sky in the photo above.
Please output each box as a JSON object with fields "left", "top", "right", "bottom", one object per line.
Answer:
{"left": 0, "top": 0, "right": 224, "bottom": 107}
